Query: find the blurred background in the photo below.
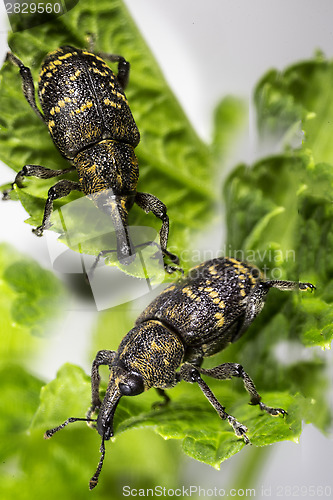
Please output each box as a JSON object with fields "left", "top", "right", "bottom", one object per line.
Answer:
{"left": 0, "top": 0, "right": 332, "bottom": 498}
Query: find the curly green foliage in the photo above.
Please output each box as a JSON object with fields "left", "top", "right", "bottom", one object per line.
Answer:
{"left": 225, "top": 54, "right": 333, "bottom": 349}
{"left": 0, "top": 243, "right": 73, "bottom": 497}
{"left": 221, "top": 53, "right": 333, "bottom": 467}
{"left": 0, "top": 243, "right": 66, "bottom": 342}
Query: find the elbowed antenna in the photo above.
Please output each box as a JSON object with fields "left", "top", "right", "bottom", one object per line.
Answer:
{"left": 44, "top": 416, "right": 97, "bottom": 439}
{"left": 44, "top": 415, "right": 109, "bottom": 490}
{"left": 89, "top": 437, "right": 106, "bottom": 490}
{"left": 88, "top": 372, "right": 124, "bottom": 488}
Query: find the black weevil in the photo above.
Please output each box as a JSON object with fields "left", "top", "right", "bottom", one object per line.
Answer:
{"left": 2, "top": 46, "right": 179, "bottom": 271}
{"left": 45, "top": 257, "right": 315, "bottom": 489}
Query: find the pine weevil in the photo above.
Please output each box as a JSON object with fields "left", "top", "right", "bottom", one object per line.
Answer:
{"left": 45, "top": 257, "right": 315, "bottom": 489}
{"left": 2, "top": 45, "right": 179, "bottom": 272}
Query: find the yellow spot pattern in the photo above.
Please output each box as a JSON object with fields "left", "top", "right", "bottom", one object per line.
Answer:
{"left": 182, "top": 286, "right": 197, "bottom": 301}
{"left": 58, "top": 52, "right": 76, "bottom": 60}
{"left": 48, "top": 120, "right": 55, "bottom": 131}
{"left": 69, "top": 69, "right": 81, "bottom": 82}
{"left": 91, "top": 67, "right": 109, "bottom": 77}
{"left": 160, "top": 285, "right": 176, "bottom": 295}
{"left": 208, "top": 265, "right": 218, "bottom": 275}
{"left": 226, "top": 258, "right": 259, "bottom": 291}
{"left": 104, "top": 98, "right": 121, "bottom": 110}
{"left": 214, "top": 312, "right": 225, "bottom": 328}
{"left": 49, "top": 96, "right": 73, "bottom": 116}
{"left": 73, "top": 100, "right": 94, "bottom": 114}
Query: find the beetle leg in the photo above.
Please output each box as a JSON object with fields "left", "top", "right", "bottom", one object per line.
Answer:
{"left": 84, "top": 34, "right": 130, "bottom": 90}
{"left": 198, "top": 363, "right": 287, "bottom": 417}
{"left": 97, "top": 52, "right": 130, "bottom": 90}
{"left": 2, "top": 164, "right": 75, "bottom": 200}
{"left": 44, "top": 350, "right": 116, "bottom": 465}
{"left": 265, "top": 280, "right": 316, "bottom": 292}
{"left": 32, "top": 179, "right": 82, "bottom": 236}
{"left": 88, "top": 250, "right": 115, "bottom": 277}
{"left": 135, "top": 191, "right": 180, "bottom": 272}
{"left": 234, "top": 279, "right": 315, "bottom": 343}
{"left": 87, "top": 350, "right": 117, "bottom": 419}
{"left": 152, "top": 388, "right": 171, "bottom": 409}
{"left": 6, "top": 52, "right": 45, "bottom": 121}
{"left": 179, "top": 363, "right": 250, "bottom": 444}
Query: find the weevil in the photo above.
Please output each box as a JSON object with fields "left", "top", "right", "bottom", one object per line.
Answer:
{"left": 2, "top": 45, "right": 179, "bottom": 271}
{"left": 45, "top": 256, "right": 315, "bottom": 489}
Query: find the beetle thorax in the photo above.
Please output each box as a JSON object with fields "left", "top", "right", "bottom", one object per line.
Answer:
{"left": 73, "top": 139, "right": 139, "bottom": 196}
{"left": 116, "top": 321, "right": 185, "bottom": 391}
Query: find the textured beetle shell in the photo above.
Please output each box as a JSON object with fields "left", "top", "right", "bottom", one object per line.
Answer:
{"left": 73, "top": 140, "right": 139, "bottom": 196}
{"left": 38, "top": 46, "right": 140, "bottom": 159}
{"left": 116, "top": 320, "right": 185, "bottom": 390}
{"left": 137, "top": 257, "right": 261, "bottom": 360}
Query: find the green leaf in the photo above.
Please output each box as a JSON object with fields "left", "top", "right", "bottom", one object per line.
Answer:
{"left": 254, "top": 51, "right": 333, "bottom": 165}
{"left": 0, "top": 243, "right": 66, "bottom": 353}
{"left": 32, "top": 363, "right": 92, "bottom": 432}
{"left": 116, "top": 389, "right": 306, "bottom": 468}
{"left": 223, "top": 52, "right": 333, "bottom": 448}
{"left": 0, "top": 0, "right": 244, "bottom": 276}
{"left": 0, "top": 364, "right": 44, "bottom": 459}
{"left": 33, "top": 362, "right": 306, "bottom": 473}
{"left": 211, "top": 96, "right": 247, "bottom": 162}
{"left": 30, "top": 364, "right": 182, "bottom": 497}
{"left": 3, "top": 257, "right": 65, "bottom": 335}
{"left": 224, "top": 154, "right": 303, "bottom": 270}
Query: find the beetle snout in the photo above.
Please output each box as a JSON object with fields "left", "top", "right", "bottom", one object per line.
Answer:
{"left": 96, "top": 397, "right": 121, "bottom": 440}
{"left": 117, "top": 241, "right": 136, "bottom": 266}
{"left": 97, "top": 412, "right": 115, "bottom": 441}
{"left": 96, "top": 377, "right": 122, "bottom": 439}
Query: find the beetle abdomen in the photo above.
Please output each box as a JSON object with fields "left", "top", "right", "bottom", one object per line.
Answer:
{"left": 137, "top": 258, "right": 260, "bottom": 351}
{"left": 38, "top": 46, "right": 140, "bottom": 159}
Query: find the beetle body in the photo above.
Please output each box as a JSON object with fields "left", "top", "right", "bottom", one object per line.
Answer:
{"left": 45, "top": 257, "right": 315, "bottom": 489}
{"left": 3, "top": 46, "right": 179, "bottom": 269}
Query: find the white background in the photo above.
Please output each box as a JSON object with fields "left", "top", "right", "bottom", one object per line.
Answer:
{"left": 0, "top": 0, "right": 332, "bottom": 495}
